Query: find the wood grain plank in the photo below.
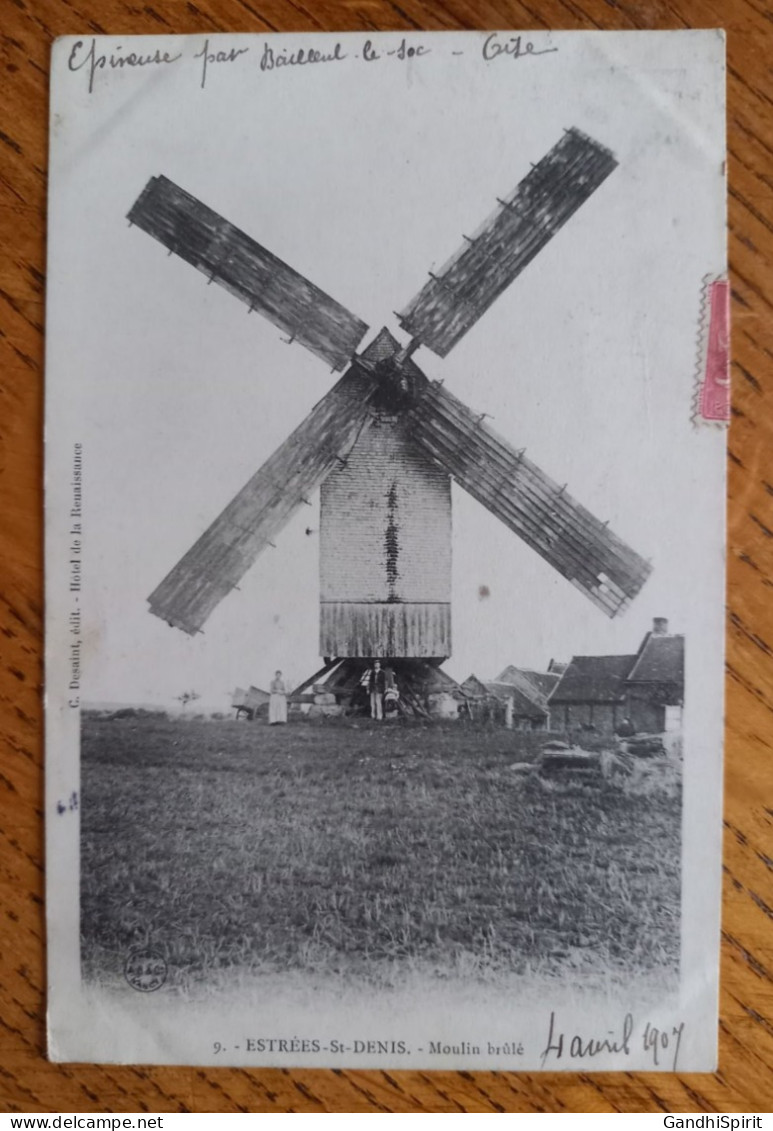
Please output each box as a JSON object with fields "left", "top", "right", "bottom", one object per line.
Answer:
{"left": 1, "top": 0, "right": 771, "bottom": 1113}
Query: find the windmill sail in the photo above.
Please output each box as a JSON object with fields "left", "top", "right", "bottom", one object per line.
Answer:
{"left": 128, "top": 176, "right": 369, "bottom": 371}
{"left": 397, "top": 129, "right": 617, "bottom": 358}
{"left": 404, "top": 380, "right": 651, "bottom": 617}
{"left": 148, "top": 367, "right": 379, "bottom": 635}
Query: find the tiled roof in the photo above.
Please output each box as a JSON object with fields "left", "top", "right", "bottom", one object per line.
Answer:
{"left": 494, "top": 666, "right": 560, "bottom": 706}
{"left": 461, "top": 674, "right": 491, "bottom": 698}
{"left": 548, "top": 654, "right": 638, "bottom": 704}
{"left": 627, "top": 633, "right": 684, "bottom": 684}
{"left": 485, "top": 681, "right": 548, "bottom": 718}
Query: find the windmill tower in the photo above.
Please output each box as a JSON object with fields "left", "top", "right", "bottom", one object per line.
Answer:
{"left": 128, "top": 128, "right": 651, "bottom": 674}
{"left": 318, "top": 326, "right": 453, "bottom": 661}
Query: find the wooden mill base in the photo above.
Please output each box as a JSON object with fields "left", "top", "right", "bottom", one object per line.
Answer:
{"left": 289, "top": 657, "right": 466, "bottom": 719}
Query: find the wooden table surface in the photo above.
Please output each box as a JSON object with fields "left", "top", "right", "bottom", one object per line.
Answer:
{"left": 2, "top": 0, "right": 772, "bottom": 1114}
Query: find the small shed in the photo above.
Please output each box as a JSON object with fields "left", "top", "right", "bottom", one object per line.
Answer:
{"left": 460, "top": 674, "right": 503, "bottom": 722}
{"left": 461, "top": 674, "right": 490, "bottom": 700}
{"left": 484, "top": 680, "right": 548, "bottom": 730}
{"left": 494, "top": 666, "right": 561, "bottom": 730}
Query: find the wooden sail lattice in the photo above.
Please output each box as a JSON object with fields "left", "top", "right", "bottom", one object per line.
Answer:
{"left": 130, "top": 128, "right": 651, "bottom": 640}
{"left": 403, "top": 378, "right": 651, "bottom": 617}
{"left": 129, "top": 175, "right": 369, "bottom": 371}
{"left": 397, "top": 129, "right": 617, "bottom": 357}
{"left": 148, "top": 368, "right": 380, "bottom": 634}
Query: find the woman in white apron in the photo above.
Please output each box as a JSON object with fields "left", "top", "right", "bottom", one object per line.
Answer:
{"left": 269, "top": 670, "right": 288, "bottom": 725}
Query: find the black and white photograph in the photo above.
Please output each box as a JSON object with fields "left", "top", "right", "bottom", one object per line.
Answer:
{"left": 45, "top": 29, "right": 726, "bottom": 1070}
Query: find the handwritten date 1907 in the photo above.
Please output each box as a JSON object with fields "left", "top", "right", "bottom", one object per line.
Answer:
{"left": 540, "top": 1011, "right": 685, "bottom": 1071}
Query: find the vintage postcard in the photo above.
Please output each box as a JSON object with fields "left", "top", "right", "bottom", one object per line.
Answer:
{"left": 45, "top": 29, "right": 727, "bottom": 1069}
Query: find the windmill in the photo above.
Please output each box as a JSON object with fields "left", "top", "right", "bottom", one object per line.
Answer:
{"left": 128, "top": 128, "right": 651, "bottom": 689}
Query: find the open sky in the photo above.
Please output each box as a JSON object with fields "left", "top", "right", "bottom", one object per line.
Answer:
{"left": 47, "top": 29, "right": 726, "bottom": 711}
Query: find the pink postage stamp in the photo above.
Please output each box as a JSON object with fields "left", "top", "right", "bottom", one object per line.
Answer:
{"left": 695, "top": 275, "right": 730, "bottom": 424}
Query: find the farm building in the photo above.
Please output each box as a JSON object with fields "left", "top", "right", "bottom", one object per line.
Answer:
{"left": 458, "top": 674, "right": 528, "bottom": 725}
{"left": 496, "top": 666, "right": 561, "bottom": 702}
{"left": 547, "top": 618, "right": 685, "bottom": 735}
{"left": 459, "top": 674, "right": 494, "bottom": 720}
{"left": 546, "top": 654, "right": 637, "bottom": 734}
{"left": 625, "top": 618, "right": 685, "bottom": 733}
{"left": 459, "top": 665, "right": 556, "bottom": 728}
{"left": 487, "top": 682, "right": 546, "bottom": 730}
{"left": 492, "top": 666, "right": 562, "bottom": 730}
{"left": 460, "top": 674, "right": 490, "bottom": 701}
{"left": 461, "top": 667, "right": 561, "bottom": 729}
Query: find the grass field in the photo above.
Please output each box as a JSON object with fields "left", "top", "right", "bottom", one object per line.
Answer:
{"left": 81, "top": 716, "right": 681, "bottom": 996}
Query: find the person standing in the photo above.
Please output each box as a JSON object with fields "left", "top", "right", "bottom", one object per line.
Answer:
{"left": 269, "top": 670, "right": 288, "bottom": 725}
{"left": 367, "top": 660, "right": 386, "bottom": 720}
